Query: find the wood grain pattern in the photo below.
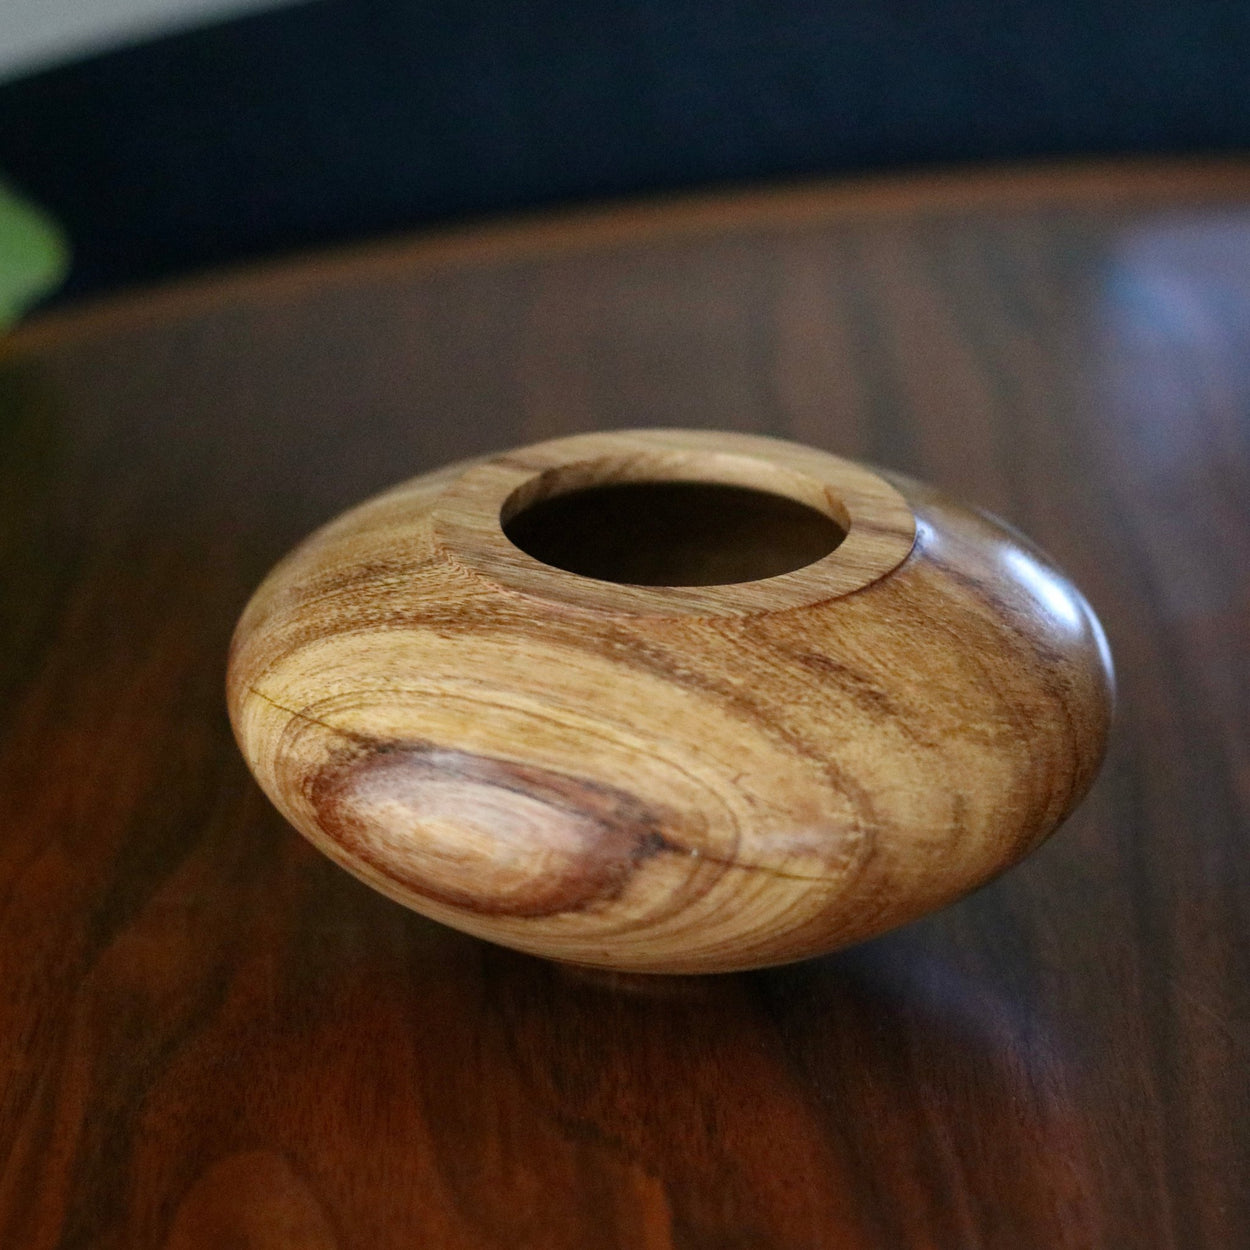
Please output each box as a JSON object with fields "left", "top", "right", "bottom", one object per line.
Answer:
{"left": 2, "top": 159, "right": 1250, "bottom": 1246}
{"left": 227, "top": 429, "right": 1112, "bottom": 972}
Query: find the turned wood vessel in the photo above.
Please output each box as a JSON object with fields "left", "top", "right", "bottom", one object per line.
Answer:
{"left": 227, "top": 429, "right": 1114, "bottom": 973}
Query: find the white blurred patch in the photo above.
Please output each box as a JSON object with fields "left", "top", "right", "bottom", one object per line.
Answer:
{"left": 1, "top": 0, "right": 310, "bottom": 82}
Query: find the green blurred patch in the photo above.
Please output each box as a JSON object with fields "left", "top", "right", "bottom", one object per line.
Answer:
{"left": 0, "top": 180, "right": 70, "bottom": 327}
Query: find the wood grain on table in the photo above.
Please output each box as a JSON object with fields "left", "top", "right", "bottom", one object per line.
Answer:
{"left": 2, "top": 160, "right": 1249, "bottom": 1249}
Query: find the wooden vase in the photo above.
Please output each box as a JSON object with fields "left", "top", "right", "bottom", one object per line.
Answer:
{"left": 227, "top": 429, "right": 1114, "bottom": 973}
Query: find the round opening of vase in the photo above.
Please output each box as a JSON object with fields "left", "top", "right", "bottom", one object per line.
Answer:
{"left": 433, "top": 434, "right": 913, "bottom": 616}
{"left": 502, "top": 477, "right": 847, "bottom": 586}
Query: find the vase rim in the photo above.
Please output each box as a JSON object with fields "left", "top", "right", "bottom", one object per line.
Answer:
{"left": 430, "top": 429, "right": 917, "bottom": 618}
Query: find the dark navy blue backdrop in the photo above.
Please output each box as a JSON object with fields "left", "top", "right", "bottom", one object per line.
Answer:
{"left": 2, "top": 0, "right": 1249, "bottom": 298}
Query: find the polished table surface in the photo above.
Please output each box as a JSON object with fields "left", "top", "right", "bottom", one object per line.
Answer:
{"left": 3, "top": 160, "right": 1249, "bottom": 1249}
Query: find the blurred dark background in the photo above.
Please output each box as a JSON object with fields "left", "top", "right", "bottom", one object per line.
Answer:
{"left": 3, "top": 0, "right": 1250, "bottom": 302}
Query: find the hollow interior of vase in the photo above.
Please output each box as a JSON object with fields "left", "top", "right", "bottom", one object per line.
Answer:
{"left": 502, "top": 479, "right": 847, "bottom": 585}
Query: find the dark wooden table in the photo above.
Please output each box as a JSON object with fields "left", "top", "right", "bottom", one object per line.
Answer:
{"left": 3, "top": 160, "right": 1249, "bottom": 1249}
